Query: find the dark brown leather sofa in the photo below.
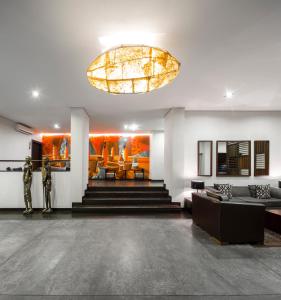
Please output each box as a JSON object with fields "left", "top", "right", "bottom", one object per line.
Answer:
{"left": 192, "top": 193, "right": 265, "bottom": 244}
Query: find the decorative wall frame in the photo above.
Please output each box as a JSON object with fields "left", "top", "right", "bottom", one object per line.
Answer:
{"left": 216, "top": 140, "right": 251, "bottom": 177}
{"left": 254, "top": 140, "right": 269, "bottom": 176}
{"left": 197, "top": 141, "right": 213, "bottom": 176}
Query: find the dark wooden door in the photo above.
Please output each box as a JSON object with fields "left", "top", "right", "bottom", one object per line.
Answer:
{"left": 31, "top": 140, "right": 42, "bottom": 170}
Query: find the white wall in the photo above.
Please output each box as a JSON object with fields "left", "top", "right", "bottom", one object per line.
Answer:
{"left": 0, "top": 117, "right": 32, "bottom": 160}
{"left": 185, "top": 111, "right": 281, "bottom": 188}
{"left": 0, "top": 117, "right": 42, "bottom": 171}
{"left": 164, "top": 108, "right": 185, "bottom": 203}
{"left": 70, "top": 108, "right": 89, "bottom": 203}
{"left": 0, "top": 116, "right": 70, "bottom": 208}
{"left": 0, "top": 172, "right": 71, "bottom": 208}
{"left": 150, "top": 132, "right": 164, "bottom": 180}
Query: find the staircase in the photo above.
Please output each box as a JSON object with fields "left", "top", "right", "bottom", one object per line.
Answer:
{"left": 72, "top": 182, "right": 181, "bottom": 214}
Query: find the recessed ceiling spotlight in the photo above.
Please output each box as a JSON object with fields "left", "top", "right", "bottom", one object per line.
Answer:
{"left": 130, "top": 124, "right": 139, "bottom": 131}
{"left": 224, "top": 89, "right": 234, "bottom": 99}
{"left": 31, "top": 90, "right": 40, "bottom": 99}
{"left": 124, "top": 124, "right": 139, "bottom": 131}
{"left": 54, "top": 123, "right": 60, "bottom": 129}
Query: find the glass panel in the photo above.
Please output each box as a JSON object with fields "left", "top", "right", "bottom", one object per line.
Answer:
{"left": 217, "top": 141, "right": 251, "bottom": 176}
{"left": 254, "top": 141, "right": 269, "bottom": 176}
{"left": 198, "top": 141, "right": 212, "bottom": 176}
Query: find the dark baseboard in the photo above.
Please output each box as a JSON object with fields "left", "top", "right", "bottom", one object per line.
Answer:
{"left": 0, "top": 208, "right": 72, "bottom": 212}
{"left": 149, "top": 179, "right": 164, "bottom": 182}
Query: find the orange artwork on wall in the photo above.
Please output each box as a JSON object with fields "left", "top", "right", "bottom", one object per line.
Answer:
{"left": 42, "top": 134, "right": 150, "bottom": 179}
{"left": 42, "top": 135, "right": 71, "bottom": 160}
{"left": 89, "top": 135, "right": 150, "bottom": 179}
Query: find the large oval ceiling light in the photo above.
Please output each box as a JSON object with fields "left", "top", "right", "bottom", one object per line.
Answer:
{"left": 87, "top": 45, "right": 180, "bottom": 94}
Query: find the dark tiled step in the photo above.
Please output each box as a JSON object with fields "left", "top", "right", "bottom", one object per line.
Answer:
{"left": 86, "top": 186, "right": 166, "bottom": 192}
{"left": 84, "top": 191, "right": 169, "bottom": 198}
{"left": 72, "top": 203, "right": 182, "bottom": 214}
{"left": 82, "top": 198, "right": 172, "bottom": 205}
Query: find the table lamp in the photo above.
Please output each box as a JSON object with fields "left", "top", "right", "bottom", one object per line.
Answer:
{"left": 191, "top": 180, "right": 205, "bottom": 193}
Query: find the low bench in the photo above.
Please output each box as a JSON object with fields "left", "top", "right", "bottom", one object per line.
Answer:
{"left": 265, "top": 209, "right": 281, "bottom": 234}
{"left": 184, "top": 197, "right": 192, "bottom": 213}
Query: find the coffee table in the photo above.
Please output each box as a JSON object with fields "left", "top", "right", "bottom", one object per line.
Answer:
{"left": 265, "top": 209, "right": 281, "bottom": 234}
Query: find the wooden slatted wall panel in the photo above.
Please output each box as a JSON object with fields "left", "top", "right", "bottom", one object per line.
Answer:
{"left": 254, "top": 141, "right": 269, "bottom": 176}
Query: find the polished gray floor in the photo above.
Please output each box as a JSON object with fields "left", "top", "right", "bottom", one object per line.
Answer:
{"left": 0, "top": 214, "right": 281, "bottom": 300}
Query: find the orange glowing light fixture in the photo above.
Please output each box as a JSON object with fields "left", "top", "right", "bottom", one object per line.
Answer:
{"left": 87, "top": 45, "right": 180, "bottom": 94}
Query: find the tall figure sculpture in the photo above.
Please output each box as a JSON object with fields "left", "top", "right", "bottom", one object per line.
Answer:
{"left": 23, "top": 156, "right": 33, "bottom": 214}
{"left": 42, "top": 157, "right": 52, "bottom": 213}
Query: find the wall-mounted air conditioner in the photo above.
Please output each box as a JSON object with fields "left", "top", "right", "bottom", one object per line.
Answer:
{"left": 16, "top": 123, "right": 33, "bottom": 135}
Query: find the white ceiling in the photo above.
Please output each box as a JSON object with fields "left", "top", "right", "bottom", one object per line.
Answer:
{"left": 0, "top": 0, "right": 281, "bottom": 132}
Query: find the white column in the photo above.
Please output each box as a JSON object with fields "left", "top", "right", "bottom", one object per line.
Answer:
{"left": 150, "top": 131, "right": 164, "bottom": 180}
{"left": 70, "top": 108, "right": 89, "bottom": 203}
{"left": 164, "top": 108, "right": 185, "bottom": 204}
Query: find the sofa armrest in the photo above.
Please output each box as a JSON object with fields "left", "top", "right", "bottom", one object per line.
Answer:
{"left": 220, "top": 202, "right": 265, "bottom": 243}
{"left": 192, "top": 193, "right": 221, "bottom": 240}
{"left": 206, "top": 187, "right": 221, "bottom": 194}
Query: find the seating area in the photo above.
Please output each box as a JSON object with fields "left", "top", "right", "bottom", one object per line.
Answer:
{"left": 192, "top": 192, "right": 265, "bottom": 244}
{"left": 188, "top": 184, "right": 281, "bottom": 244}
{"left": 89, "top": 157, "right": 146, "bottom": 180}
{"left": 206, "top": 185, "right": 281, "bottom": 207}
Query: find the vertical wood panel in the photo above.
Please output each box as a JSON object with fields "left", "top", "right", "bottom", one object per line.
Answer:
{"left": 254, "top": 141, "right": 269, "bottom": 176}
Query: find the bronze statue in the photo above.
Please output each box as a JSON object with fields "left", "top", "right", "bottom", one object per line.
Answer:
{"left": 23, "top": 156, "right": 33, "bottom": 214}
{"left": 42, "top": 157, "right": 52, "bottom": 213}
